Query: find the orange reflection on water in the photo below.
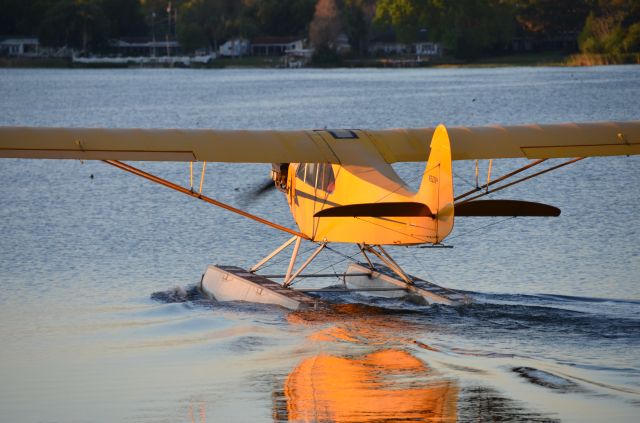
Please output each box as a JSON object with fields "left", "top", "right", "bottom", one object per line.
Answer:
{"left": 284, "top": 349, "right": 457, "bottom": 422}
{"left": 188, "top": 402, "right": 205, "bottom": 423}
{"left": 280, "top": 304, "right": 458, "bottom": 422}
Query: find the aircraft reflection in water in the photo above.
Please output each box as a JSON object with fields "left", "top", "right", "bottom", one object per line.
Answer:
{"left": 273, "top": 304, "right": 458, "bottom": 422}
{"left": 188, "top": 403, "right": 206, "bottom": 423}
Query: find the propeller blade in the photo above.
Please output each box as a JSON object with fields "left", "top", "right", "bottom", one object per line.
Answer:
{"left": 236, "top": 178, "right": 275, "bottom": 206}
{"left": 253, "top": 179, "right": 276, "bottom": 196}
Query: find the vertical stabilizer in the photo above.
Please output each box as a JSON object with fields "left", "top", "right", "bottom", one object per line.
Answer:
{"left": 416, "top": 125, "right": 454, "bottom": 243}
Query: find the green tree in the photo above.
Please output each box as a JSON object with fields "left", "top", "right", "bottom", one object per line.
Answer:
{"left": 0, "top": 0, "right": 57, "bottom": 36}
{"left": 579, "top": 0, "right": 640, "bottom": 54}
{"left": 40, "top": 0, "right": 109, "bottom": 52}
{"left": 177, "top": 22, "right": 208, "bottom": 51}
{"left": 374, "top": 0, "right": 433, "bottom": 44}
{"left": 508, "top": 0, "right": 590, "bottom": 37}
{"left": 343, "top": 0, "right": 376, "bottom": 56}
{"left": 100, "top": 0, "right": 148, "bottom": 38}
{"left": 177, "top": 0, "right": 243, "bottom": 51}
{"left": 623, "top": 22, "right": 640, "bottom": 53}
{"left": 441, "top": 0, "right": 514, "bottom": 59}
{"left": 254, "top": 0, "right": 316, "bottom": 37}
{"left": 374, "top": 0, "right": 514, "bottom": 59}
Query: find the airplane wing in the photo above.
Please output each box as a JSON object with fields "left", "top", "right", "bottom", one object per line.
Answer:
{"left": 0, "top": 121, "right": 638, "bottom": 163}
{"left": 367, "top": 121, "right": 640, "bottom": 161}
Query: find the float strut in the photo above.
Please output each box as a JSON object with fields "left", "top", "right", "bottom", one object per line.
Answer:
{"left": 357, "top": 243, "right": 375, "bottom": 269}
{"left": 250, "top": 235, "right": 298, "bottom": 273}
{"left": 284, "top": 236, "right": 302, "bottom": 285}
{"left": 284, "top": 242, "right": 327, "bottom": 287}
{"left": 364, "top": 244, "right": 412, "bottom": 285}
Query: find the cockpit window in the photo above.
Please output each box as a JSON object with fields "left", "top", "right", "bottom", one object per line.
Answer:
{"left": 296, "top": 163, "right": 306, "bottom": 181}
{"left": 318, "top": 164, "right": 335, "bottom": 193}
{"left": 304, "top": 163, "right": 318, "bottom": 186}
{"left": 297, "top": 163, "right": 335, "bottom": 193}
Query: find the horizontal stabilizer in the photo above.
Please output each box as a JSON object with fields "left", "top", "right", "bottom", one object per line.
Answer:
{"left": 315, "top": 202, "right": 433, "bottom": 218}
{"left": 455, "top": 200, "right": 560, "bottom": 217}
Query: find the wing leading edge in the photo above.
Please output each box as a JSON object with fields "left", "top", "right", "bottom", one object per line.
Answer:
{"left": 0, "top": 121, "right": 638, "bottom": 163}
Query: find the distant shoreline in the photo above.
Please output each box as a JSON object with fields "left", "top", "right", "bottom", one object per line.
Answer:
{"left": 2, "top": 52, "right": 639, "bottom": 69}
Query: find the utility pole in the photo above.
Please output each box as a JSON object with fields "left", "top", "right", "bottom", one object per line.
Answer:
{"left": 166, "top": 2, "right": 172, "bottom": 57}
{"left": 151, "top": 11, "right": 156, "bottom": 57}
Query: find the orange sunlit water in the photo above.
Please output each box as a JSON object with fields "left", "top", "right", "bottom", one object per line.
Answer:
{"left": 283, "top": 350, "right": 457, "bottom": 422}
{"left": 276, "top": 304, "right": 458, "bottom": 422}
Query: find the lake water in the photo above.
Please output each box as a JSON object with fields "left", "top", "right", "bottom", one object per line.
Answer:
{"left": 0, "top": 66, "right": 639, "bottom": 422}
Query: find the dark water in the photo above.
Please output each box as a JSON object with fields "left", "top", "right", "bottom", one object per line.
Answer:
{"left": 0, "top": 66, "right": 639, "bottom": 422}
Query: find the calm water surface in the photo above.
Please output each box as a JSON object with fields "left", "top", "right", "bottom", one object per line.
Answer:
{"left": 0, "top": 66, "right": 639, "bottom": 422}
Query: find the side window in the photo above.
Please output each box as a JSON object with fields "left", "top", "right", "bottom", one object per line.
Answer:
{"left": 317, "top": 164, "right": 325, "bottom": 190}
{"left": 318, "top": 164, "right": 336, "bottom": 193}
{"left": 296, "top": 163, "right": 306, "bottom": 181}
{"left": 297, "top": 163, "right": 334, "bottom": 192}
{"left": 304, "top": 163, "right": 318, "bottom": 187}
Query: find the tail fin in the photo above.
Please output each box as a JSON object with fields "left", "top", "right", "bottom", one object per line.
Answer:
{"left": 416, "top": 125, "right": 454, "bottom": 243}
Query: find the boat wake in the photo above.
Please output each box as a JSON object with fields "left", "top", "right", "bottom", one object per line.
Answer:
{"left": 150, "top": 284, "right": 204, "bottom": 303}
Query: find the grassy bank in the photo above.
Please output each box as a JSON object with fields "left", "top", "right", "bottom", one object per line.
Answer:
{"left": 565, "top": 53, "right": 640, "bottom": 66}
{"left": 455, "top": 52, "right": 569, "bottom": 67}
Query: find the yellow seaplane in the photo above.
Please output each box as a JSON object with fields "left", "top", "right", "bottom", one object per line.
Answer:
{"left": 1, "top": 121, "right": 639, "bottom": 309}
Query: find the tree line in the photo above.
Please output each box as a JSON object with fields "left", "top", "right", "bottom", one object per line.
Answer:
{"left": 1, "top": 0, "right": 638, "bottom": 59}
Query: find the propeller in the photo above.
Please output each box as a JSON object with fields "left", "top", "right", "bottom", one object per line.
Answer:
{"left": 236, "top": 163, "right": 287, "bottom": 206}
{"left": 251, "top": 178, "right": 277, "bottom": 197}
{"left": 236, "top": 178, "right": 275, "bottom": 206}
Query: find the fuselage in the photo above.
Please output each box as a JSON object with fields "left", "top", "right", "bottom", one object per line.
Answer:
{"left": 285, "top": 162, "right": 435, "bottom": 245}
{"left": 275, "top": 126, "right": 455, "bottom": 246}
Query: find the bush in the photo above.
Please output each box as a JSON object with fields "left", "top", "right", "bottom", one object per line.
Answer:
{"left": 310, "top": 45, "right": 343, "bottom": 67}
{"left": 624, "top": 23, "right": 640, "bottom": 53}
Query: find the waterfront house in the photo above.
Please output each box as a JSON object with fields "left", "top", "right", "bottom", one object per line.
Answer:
{"left": 219, "top": 38, "right": 250, "bottom": 57}
{"left": 415, "top": 42, "right": 442, "bottom": 57}
{"left": 0, "top": 37, "right": 39, "bottom": 56}
{"left": 251, "top": 37, "right": 304, "bottom": 56}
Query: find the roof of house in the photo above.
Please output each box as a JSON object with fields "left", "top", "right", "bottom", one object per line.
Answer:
{"left": 0, "top": 37, "right": 39, "bottom": 45}
{"left": 251, "top": 36, "right": 302, "bottom": 46}
{"left": 110, "top": 39, "right": 180, "bottom": 48}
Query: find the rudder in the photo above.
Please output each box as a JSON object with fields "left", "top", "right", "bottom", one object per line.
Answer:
{"left": 416, "top": 125, "right": 454, "bottom": 243}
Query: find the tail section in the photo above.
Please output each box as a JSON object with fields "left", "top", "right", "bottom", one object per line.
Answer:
{"left": 416, "top": 125, "right": 454, "bottom": 243}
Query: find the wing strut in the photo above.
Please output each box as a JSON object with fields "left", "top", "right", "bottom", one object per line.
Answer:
{"left": 103, "top": 160, "right": 309, "bottom": 239}
{"left": 456, "top": 157, "right": 584, "bottom": 204}
{"left": 455, "top": 159, "right": 548, "bottom": 202}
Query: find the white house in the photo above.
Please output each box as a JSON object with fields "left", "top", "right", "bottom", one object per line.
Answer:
{"left": 251, "top": 37, "right": 304, "bottom": 56}
{"left": 415, "top": 42, "right": 442, "bottom": 57}
{"left": 369, "top": 41, "right": 443, "bottom": 57}
{"left": 368, "top": 42, "right": 409, "bottom": 55}
{"left": 219, "top": 38, "right": 249, "bottom": 57}
{"left": 0, "top": 37, "right": 39, "bottom": 56}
